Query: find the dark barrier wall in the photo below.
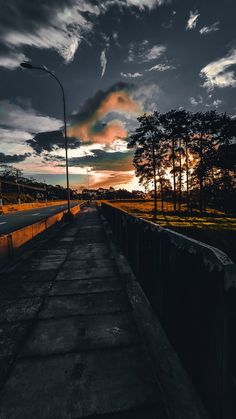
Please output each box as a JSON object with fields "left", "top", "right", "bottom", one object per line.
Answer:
{"left": 101, "top": 202, "right": 236, "bottom": 419}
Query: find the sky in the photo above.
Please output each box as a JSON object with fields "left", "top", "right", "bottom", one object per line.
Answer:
{"left": 0, "top": 0, "right": 235, "bottom": 191}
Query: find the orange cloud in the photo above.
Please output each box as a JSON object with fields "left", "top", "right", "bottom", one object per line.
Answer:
{"left": 96, "top": 91, "right": 141, "bottom": 118}
{"left": 88, "top": 170, "right": 134, "bottom": 189}
{"left": 69, "top": 120, "right": 127, "bottom": 145}
{"left": 68, "top": 90, "right": 141, "bottom": 145}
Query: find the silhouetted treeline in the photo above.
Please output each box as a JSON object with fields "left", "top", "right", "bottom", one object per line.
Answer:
{"left": 128, "top": 109, "right": 236, "bottom": 213}
{"left": 80, "top": 187, "right": 145, "bottom": 200}
{"left": 0, "top": 164, "right": 78, "bottom": 203}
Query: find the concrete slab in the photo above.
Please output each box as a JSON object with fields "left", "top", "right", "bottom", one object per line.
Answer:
{"left": 0, "top": 280, "right": 51, "bottom": 299}
{"left": 39, "top": 291, "right": 131, "bottom": 319}
{"left": 43, "top": 241, "right": 72, "bottom": 249}
{"left": 62, "top": 259, "right": 114, "bottom": 271}
{"left": 5, "top": 270, "right": 57, "bottom": 282}
{"left": 0, "top": 322, "right": 29, "bottom": 360}
{"left": 62, "top": 228, "right": 80, "bottom": 237}
{"left": 80, "top": 226, "right": 103, "bottom": 230}
{"left": 0, "top": 298, "right": 42, "bottom": 323}
{"left": 21, "top": 313, "right": 140, "bottom": 356}
{"left": 56, "top": 266, "right": 117, "bottom": 280}
{"left": 71, "top": 243, "right": 109, "bottom": 249}
{"left": 18, "top": 256, "right": 66, "bottom": 272}
{"left": 49, "top": 277, "right": 122, "bottom": 296}
{"left": 0, "top": 359, "right": 13, "bottom": 390}
{"left": 37, "top": 249, "right": 69, "bottom": 256}
{"left": 0, "top": 346, "right": 160, "bottom": 419}
{"left": 68, "top": 247, "right": 111, "bottom": 260}
{"left": 74, "top": 230, "right": 105, "bottom": 242}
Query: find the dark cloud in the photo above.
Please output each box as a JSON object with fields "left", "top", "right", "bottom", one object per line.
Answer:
{"left": 43, "top": 154, "right": 65, "bottom": 162}
{"left": 58, "top": 149, "right": 134, "bottom": 171}
{"left": 26, "top": 130, "right": 80, "bottom": 154}
{"left": 0, "top": 152, "right": 30, "bottom": 163}
{"left": 69, "top": 82, "right": 135, "bottom": 125}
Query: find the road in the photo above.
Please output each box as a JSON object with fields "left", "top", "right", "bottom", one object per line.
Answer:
{"left": 0, "top": 202, "right": 79, "bottom": 235}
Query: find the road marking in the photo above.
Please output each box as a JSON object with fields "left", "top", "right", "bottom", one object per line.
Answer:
{"left": 0, "top": 222, "right": 7, "bottom": 225}
{"left": 32, "top": 213, "right": 41, "bottom": 216}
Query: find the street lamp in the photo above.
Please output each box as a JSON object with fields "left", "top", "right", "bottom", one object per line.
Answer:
{"left": 20, "top": 62, "right": 72, "bottom": 218}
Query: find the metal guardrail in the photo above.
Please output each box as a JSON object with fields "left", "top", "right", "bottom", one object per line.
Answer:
{"left": 101, "top": 202, "right": 236, "bottom": 419}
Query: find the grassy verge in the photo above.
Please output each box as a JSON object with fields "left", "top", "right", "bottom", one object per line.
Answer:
{"left": 109, "top": 200, "right": 236, "bottom": 262}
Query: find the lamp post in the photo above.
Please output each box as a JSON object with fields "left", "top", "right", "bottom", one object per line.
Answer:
{"left": 16, "top": 168, "right": 21, "bottom": 204}
{"left": 20, "top": 62, "right": 71, "bottom": 217}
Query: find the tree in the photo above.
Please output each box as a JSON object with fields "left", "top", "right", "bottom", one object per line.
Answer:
{"left": 161, "top": 110, "right": 193, "bottom": 211}
{"left": 128, "top": 113, "right": 165, "bottom": 217}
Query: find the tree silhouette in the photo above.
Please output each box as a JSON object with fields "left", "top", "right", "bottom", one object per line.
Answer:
{"left": 128, "top": 109, "right": 236, "bottom": 214}
{"left": 128, "top": 113, "right": 165, "bottom": 216}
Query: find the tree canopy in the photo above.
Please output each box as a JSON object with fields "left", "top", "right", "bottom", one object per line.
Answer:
{"left": 128, "top": 110, "right": 236, "bottom": 213}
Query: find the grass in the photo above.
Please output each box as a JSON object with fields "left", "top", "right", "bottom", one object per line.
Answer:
{"left": 109, "top": 200, "right": 236, "bottom": 262}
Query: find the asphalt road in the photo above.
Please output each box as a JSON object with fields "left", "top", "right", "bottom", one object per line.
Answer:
{"left": 0, "top": 202, "right": 79, "bottom": 235}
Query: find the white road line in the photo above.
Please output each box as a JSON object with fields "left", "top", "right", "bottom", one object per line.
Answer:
{"left": 32, "top": 213, "right": 41, "bottom": 216}
{"left": 0, "top": 222, "right": 7, "bottom": 225}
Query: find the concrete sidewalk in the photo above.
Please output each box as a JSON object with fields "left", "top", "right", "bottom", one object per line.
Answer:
{"left": 0, "top": 205, "right": 167, "bottom": 418}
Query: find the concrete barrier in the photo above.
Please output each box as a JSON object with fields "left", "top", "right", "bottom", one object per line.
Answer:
{"left": 0, "top": 203, "right": 81, "bottom": 263}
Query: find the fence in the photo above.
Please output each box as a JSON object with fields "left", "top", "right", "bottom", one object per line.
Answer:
{"left": 101, "top": 202, "right": 236, "bottom": 419}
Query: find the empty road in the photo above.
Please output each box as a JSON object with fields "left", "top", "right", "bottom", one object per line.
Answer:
{"left": 0, "top": 202, "right": 79, "bottom": 235}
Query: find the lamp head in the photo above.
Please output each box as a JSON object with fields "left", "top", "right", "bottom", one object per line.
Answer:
{"left": 20, "top": 62, "right": 33, "bottom": 69}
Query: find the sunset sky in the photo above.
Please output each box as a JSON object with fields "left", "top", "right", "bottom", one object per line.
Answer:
{"left": 0, "top": 0, "right": 235, "bottom": 190}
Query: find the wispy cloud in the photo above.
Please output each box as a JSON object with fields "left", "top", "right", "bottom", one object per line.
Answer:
{"left": 144, "top": 45, "right": 167, "bottom": 61}
{"left": 199, "top": 22, "right": 220, "bottom": 35}
{"left": 120, "top": 72, "right": 143, "bottom": 78}
{"left": 0, "top": 1, "right": 173, "bottom": 69}
{"left": 146, "top": 63, "right": 175, "bottom": 72}
{"left": 0, "top": 1, "right": 101, "bottom": 69}
{"left": 0, "top": 51, "right": 28, "bottom": 70}
{"left": 100, "top": 50, "right": 107, "bottom": 78}
{"left": 189, "top": 96, "right": 203, "bottom": 106}
{"left": 127, "top": 40, "right": 166, "bottom": 63}
{"left": 186, "top": 10, "right": 200, "bottom": 30}
{"left": 212, "top": 99, "right": 223, "bottom": 107}
{"left": 200, "top": 49, "right": 236, "bottom": 89}
{"left": 125, "top": 0, "right": 171, "bottom": 10}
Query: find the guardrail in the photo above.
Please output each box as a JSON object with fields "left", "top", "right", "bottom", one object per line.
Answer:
{"left": 101, "top": 202, "right": 236, "bottom": 419}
